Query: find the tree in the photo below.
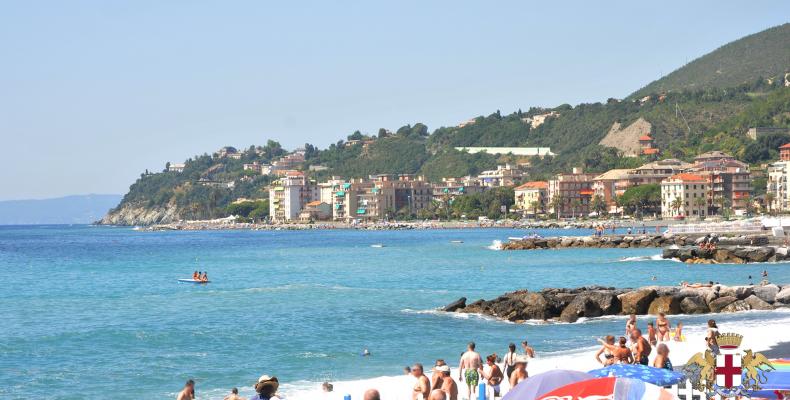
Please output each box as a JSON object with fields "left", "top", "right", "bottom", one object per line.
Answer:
{"left": 670, "top": 197, "right": 683, "bottom": 217}
{"left": 530, "top": 200, "right": 541, "bottom": 217}
{"left": 591, "top": 195, "right": 606, "bottom": 217}
{"left": 693, "top": 197, "right": 707, "bottom": 219}
{"left": 550, "top": 194, "right": 564, "bottom": 220}
{"left": 570, "top": 199, "right": 582, "bottom": 219}
{"left": 765, "top": 192, "right": 776, "bottom": 215}
{"left": 619, "top": 184, "right": 661, "bottom": 217}
{"left": 347, "top": 130, "right": 364, "bottom": 141}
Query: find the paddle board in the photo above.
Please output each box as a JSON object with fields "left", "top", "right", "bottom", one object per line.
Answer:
{"left": 178, "top": 279, "right": 210, "bottom": 284}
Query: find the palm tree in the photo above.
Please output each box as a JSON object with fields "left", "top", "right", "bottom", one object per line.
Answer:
{"left": 530, "top": 200, "right": 541, "bottom": 218}
{"left": 591, "top": 195, "right": 606, "bottom": 217}
{"left": 693, "top": 197, "right": 706, "bottom": 219}
{"left": 550, "top": 194, "right": 564, "bottom": 220}
{"left": 670, "top": 197, "right": 683, "bottom": 217}
{"left": 570, "top": 199, "right": 582, "bottom": 219}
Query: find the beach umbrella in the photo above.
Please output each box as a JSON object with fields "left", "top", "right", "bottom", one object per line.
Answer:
{"left": 747, "top": 359, "right": 790, "bottom": 399}
{"left": 538, "top": 376, "right": 677, "bottom": 400}
{"left": 588, "top": 364, "right": 686, "bottom": 386}
{"left": 502, "top": 369, "right": 593, "bottom": 400}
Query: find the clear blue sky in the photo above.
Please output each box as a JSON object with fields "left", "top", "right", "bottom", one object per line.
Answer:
{"left": 1, "top": 1, "right": 788, "bottom": 200}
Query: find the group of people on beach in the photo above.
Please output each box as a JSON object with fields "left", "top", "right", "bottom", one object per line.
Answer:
{"left": 595, "top": 313, "right": 679, "bottom": 369}
{"left": 177, "top": 374, "right": 281, "bottom": 400}
{"left": 192, "top": 271, "right": 209, "bottom": 282}
{"left": 401, "top": 340, "right": 535, "bottom": 400}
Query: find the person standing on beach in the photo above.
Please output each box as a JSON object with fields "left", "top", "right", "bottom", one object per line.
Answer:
{"left": 509, "top": 355, "right": 529, "bottom": 388}
{"left": 177, "top": 380, "right": 195, "bottom": 400}
{"left": 436, "top": 365, "right": 458, "bottom": 400}
{"left": 430, "top": 359, "right": 446, "bottom": 391}
{"left": 630, "top": 328, "right": 652, "bottom": 365}
{"left": 502, "top": 343, "right": 517, "bottom": 379}
{"left": 625, "top": 314, "right": 637, "bottom": 339}
{"left": 653, "top": 343, "right": 673, "bottom": 370}
{"left": 520, "top": 340, "right": 535, "bottom": 377}
{"left": 647, "top": 322, "right": 657, "bottom": 346}
{"left": 411, "top": 363, "right": 430, "bottom": 400}
{"left": 458, "top": 342, "right": 483, "bottom": 399}
{"left": 597, "top": 337, "right": 632, "bottom": 364}
{"left": 595, "top": 336, "right": 616, "bottom": 366}
{"left": 224, "top": 388, "right": 243, "bottom": 400}
{"left": 706, "top": 319, "right": 720, "bottom": 355}
{"left": 483, "top": 354, "right": 503, "bottom": 398}
{"left": 656, "top": 313, "right": 671, "bottom": 342}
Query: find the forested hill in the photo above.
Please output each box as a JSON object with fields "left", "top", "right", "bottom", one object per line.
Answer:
{"left": 631, "top": 23, "right": 790, "bottom": 98}
{"left": 102, "top": 24, "right": 790, "bottom": 225}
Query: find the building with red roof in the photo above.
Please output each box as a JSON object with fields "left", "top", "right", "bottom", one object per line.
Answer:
{"left": 660, "top": 173, "right": 710, "bottom": 219}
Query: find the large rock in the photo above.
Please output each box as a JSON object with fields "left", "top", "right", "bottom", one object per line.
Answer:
{"left": 619, "top": 289, "right": 657, "bottom": 315}
{"left": 722, "top": 300, "right": 751, "bottom": 313}
{"left": 709, "top": 296, "right": 738, "bottom": 313}
{"left": 559, "top": 291, "right": 621, "bottom": 323}
{"left": 775, "top": 287, "right": 790, "bottom": 305}
{"left": 680, "top": 296, "right": 710, "bottom": 314}
{"left": 647, "top": 295, "right": 681, "bottom": 315}
{"left": 444, "top": 297, "right": 467, "bottom": 312}
{"left": 502, "top": 292, "right": 554, "bottom": 321}
{"left": 744, "top": 295, "right": 774, "bottom": 310}
{"left": 753, "top": 284, "right": 780, "bottom": 303}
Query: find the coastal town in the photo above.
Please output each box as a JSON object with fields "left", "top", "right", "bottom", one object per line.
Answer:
{"left": 173, "top": 138, "right": 790, "bottom": 226}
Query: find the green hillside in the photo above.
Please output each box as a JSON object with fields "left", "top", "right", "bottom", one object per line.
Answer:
{"left": 104, "top": 26, "right": 790, "bottom": 224}
{"left": 631, "top": 23, "right": 790, "bottom": 98}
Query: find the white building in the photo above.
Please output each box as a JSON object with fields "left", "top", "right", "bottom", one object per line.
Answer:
{"left": 167, "top": 163, "right": 185, "bottom": 173}
{"left": 455, "top": 147, "right": 555, "bottom": 157}
{"left": 269, "top": 172, "right": 306, "bottom": 221}
{"left": 660, "top": 173, "right": 710, "bottom": 219}
{"left": 768, "top": 161, "right": 790, "bottom": 212}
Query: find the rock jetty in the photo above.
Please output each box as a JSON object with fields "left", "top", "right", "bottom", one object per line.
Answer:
{"left": 443, "top": 283, "right": 790, "bottom": 323}
{"left": 662, "top": 246, "right": 786, "bottom": 264}
{"left": 501, "top": 234, "right": 769, "bottom": 251}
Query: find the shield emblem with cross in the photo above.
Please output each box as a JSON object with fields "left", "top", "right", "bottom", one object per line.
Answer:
{"left": 715, "top": 352, "right": 742, "bottom": 389}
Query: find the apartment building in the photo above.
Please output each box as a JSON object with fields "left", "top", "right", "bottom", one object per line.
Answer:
{"left": 547, "top": 168, "right": 597, "bottom": 218}
{"left": 514, "top": 181, "right": 548, "bottom": 215}
{"left": 660, "top": 173, "right": 710, "bottom": 219}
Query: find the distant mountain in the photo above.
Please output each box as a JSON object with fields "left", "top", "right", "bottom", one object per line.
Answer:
{"left": 631, "top": 23, "right": 790, "bottom": 98}
{"left": 0, "top": 194, "right": 122, "bottom": 225}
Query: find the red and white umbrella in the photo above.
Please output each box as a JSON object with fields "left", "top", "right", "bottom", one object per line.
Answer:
{"left": 538, "top": 376, "right": 677, "bottom": 400}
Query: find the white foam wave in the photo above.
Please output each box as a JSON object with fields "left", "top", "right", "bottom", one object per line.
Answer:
{"left": 487, "top": 240, "right": 503, "bottom": 250}
{"left": 619, "top": 254, "right": 664, "bottom": 262}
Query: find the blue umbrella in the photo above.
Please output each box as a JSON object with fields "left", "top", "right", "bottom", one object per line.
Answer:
{"left": 587, "top": 364, "right": 686, "bottom": 386}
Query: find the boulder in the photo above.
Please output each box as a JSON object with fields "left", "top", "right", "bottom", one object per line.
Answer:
{"left": 775, "top": 287, "right": 790, "bottom": 305}
{"left": 753, "top": 284, "right": 780, "bottom": 303}
{"left": 662, "top": 248, "right": 680, "bottom": 259}
{"left": 680, "top": 296, "right": 710, "bottom": 314}
{"left": 744, "top": 295, "right": 774, "bottom": 310}
{"left": 722, "top": 300, "right": 751, "bottom": 313}
{"left": 510, "top": 292, "right": 554, "bottom": 321}
{"left": 709, "top": 296, "right": 738, "bottom": 313}
{"left": 619, "top": 289, "right": 657, "bottom": 315}
{"left": 558, "top": 291, "right": 621, "bottom": 322}
{"left": 444, "top": 297, "right": 467, "bottom": 312}
{"left": 647, "top": 295, "right": 681, "bottom": 315}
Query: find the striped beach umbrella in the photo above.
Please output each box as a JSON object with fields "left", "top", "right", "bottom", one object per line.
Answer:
{"left": 588, "top": 364, "right": 686, "bottom": 386}
{"left": 538, "top": 376, "right": 677, "bottom": 400}
{"left": 748, "top": 359, "right": 790, "bottom": 399}
{"left": 502, "top": 369, "right": 594, "bottom": 400}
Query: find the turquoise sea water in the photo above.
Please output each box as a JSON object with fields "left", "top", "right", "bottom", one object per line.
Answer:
{"left": 1, "top": 225, "right": 789, "bottom": 399}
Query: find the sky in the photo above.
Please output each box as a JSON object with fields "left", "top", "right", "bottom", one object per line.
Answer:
{"left": 1, "top": 1, "right": 788, "bottom": 200}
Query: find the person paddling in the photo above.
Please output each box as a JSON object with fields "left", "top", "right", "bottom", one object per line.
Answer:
{"left": 200, "top": 272, "right": 208, "bottom": 282}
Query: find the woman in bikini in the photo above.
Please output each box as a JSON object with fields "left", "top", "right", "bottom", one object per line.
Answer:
{"left": 483, "top": 354, "right": 503, "bottom": 398}
{"left": 598, "top": 336, "right": 633, "bottom": 364}
{"left": 595, "top": 335, "right": 616, "bottom": 366}
{"left": 706, "top": 319, "right": 720, "bottom": 355}
{"left": 625, "top": 314, "right": 637, "bottom": 339}
{"left": 502, "top": 343, "right": 517, "bottom": 380}
{"left": 656, "top": 313, "right": 671, "bottom": 342}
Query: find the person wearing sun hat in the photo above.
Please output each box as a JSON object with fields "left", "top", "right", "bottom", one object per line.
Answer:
{"left": 436, "top": 364, "right": 458, "bottom": 400}
{"left": 250, "top": 375, "right": 280, "bottom": 400}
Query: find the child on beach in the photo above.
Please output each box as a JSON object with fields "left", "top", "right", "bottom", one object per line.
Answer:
{"left": 647, "top": 322, "right": 657, "bottom": 346}
{"left": 673, "top": 322, "right": 684, "bottom": 342}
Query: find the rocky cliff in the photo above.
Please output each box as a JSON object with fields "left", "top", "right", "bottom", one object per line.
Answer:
{"left": 98, "top": 202, "right": 184, "bottom": 226}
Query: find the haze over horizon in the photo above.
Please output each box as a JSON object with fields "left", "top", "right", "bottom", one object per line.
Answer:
{"left": 2, "top": 1, "right": 789, "bottom": 200}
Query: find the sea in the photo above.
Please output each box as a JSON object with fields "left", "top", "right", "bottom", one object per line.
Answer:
{"left": 1, "top": 225, "right": 789, "bottom": 400}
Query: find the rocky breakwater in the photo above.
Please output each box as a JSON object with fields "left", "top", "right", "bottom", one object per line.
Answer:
{"left": 663, "top": 245, "right": 786, "bottom": 264}
{"left": 502, "top": 234, "right": 769, "bottom": 251}
{"left": 442, "top": 283, "right": 790, "bottom": 323}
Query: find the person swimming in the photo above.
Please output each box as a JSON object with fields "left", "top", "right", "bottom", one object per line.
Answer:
{"left": 200, "top": 272, "right": 208, "bottom": 282}
{"left": 192, "top": 271, "right": 199, "bottom": 280}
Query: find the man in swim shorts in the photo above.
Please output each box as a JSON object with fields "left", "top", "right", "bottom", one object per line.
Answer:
{"left": 458, "top": 342, "right": 482, "bottom": 398}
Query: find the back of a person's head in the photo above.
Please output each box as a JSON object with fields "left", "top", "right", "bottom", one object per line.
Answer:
{"left": 363, "top": 388, "right": 381, "bottom": 400}
{"left": 429, "top": 389, "right": 447, "bottom": 400}
{"left": 468, "top": 341, "right": 475, "bottom": 350}
{"left": 231, "top": 387, "right": 238, "bottom": 394}
{"left": 186, "top": 379, "right": 195, "bottom": 387}
{"left": 508, "top": 343, "right": 516, "bottom": 351}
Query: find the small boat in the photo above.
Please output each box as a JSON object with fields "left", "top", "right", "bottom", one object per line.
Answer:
{"left": 450, "top": 240, "right": 464, "bottom": 243}
{"left": 370, "top": 244, "right": 385, "bottom": 248}
{"left": 178, "top": 279, "right": 210, "bottom": 284}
